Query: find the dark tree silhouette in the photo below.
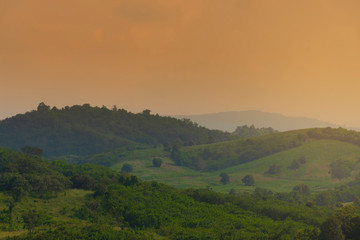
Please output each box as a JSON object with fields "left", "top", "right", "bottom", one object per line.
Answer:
{"left": 242, "top": 174, "right": 255, "bottom": 186}
{"left": 121, "top": 164, "right": 133, "bottom": 173}
{"left": 21, "top": 146, "right": 43, "bottom": 157}
{"left": 152, "top": 158, "right": 163, "bottom": 167}
{"left": 219, "top": 173, "right": 230, "bottom": 185}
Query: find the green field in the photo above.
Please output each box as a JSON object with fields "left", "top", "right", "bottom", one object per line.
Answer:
{"left": 112, "top": 139, "right": 360, "bottom": 193}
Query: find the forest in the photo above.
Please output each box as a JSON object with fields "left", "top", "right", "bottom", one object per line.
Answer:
{"left": 1, "top": 147, "right": 360, "bottom": 239}
{"left": 0, "top": 103, "right": 231, "bottom": 157}
{"left": 2, "top": 105, "right": 360, "bottom": 239}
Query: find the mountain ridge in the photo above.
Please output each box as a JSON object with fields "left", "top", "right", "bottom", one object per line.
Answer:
{"left": 174, "top": 110, "right": 340, "bottom": 132}
{"left": 0, "top": 103, "right": 232, "bottom": 157}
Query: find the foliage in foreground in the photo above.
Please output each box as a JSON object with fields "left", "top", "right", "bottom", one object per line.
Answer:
{"left": 1, "top": 148, "right": 360, "bottom": 239}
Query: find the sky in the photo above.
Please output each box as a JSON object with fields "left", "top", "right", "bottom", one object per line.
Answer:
{"left": 1, "top": 0, "right": 360, "bottom": 126}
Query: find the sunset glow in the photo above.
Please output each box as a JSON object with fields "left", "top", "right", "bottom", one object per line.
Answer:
{"left": 1, "top": 0, "right": 360, "bottom": 126}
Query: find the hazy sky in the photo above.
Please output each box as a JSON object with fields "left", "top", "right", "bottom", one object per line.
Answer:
{"left": 1, "top": 0, "right": 360, "bottom": 126}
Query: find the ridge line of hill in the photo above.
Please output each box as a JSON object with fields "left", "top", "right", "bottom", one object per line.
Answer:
{"left": 174, "top": 110, "right": 360, "bottom": 132}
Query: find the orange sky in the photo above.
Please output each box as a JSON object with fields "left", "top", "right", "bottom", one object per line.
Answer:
{"left": 1, "top": 0, "right": 360, "bottom": 126}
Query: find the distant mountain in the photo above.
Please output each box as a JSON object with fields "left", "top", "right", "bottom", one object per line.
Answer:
{"left": 174, "top": 110, "right": 338, "bottom": 132}
{"left": 0, "top": 103, "right": 231, "bottom": 157}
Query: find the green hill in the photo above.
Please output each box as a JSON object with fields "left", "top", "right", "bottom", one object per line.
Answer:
{"left": 170, "top": 127, "right": 360, "bottom": 171}
{"left": 75, "top": 128, "right": 309, "bottom": 169}
{"left": 104, "top": 128, "right": 360, "bottom": 193}
{"left": 215, "top": 139, "right": 360, "bottom": 192}
{"left": 0, "top": 147, "right": 335, "bottom": 239}
{"left": 109, "top": 139, "right": 360, "bottom": 193}
{"left": 0, "top": 103, "right": 231, "bottom": 157}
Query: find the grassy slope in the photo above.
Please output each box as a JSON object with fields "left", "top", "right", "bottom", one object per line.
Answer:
{"left": 222, "top": 139, "right": 360, "bottom": 192}
{"left": 111, "top": 139, "right": 360, "bottom": 193}
{"left": 0, "top": 189, "right": 91, "bottom": 239}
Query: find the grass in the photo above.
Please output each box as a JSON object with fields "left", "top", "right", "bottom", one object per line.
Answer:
{"left": 0, "top": 230, "right": 27, "bottom": 239}
{"left": 0, "top": 189, "right": 92, "bottom": 239}
{"left": 111, "top": 140, "right": 360, "bottom": 193}
{"left": 18, "top": 189, "right": 92, "bottom": 219}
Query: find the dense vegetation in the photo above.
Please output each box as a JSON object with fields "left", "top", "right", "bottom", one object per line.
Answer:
{"left": 3, "top": 107, "right": 360, "bottom": 239}
{"left": 0, "top": 103, "right": 231, "bottom": 157}
{"left": 61, "top": 127, "right": 360, "bottom": 194}
{"left": 170, "top": 127, "right": 360, "bottom": 171}
{"left": 170, "top": 129, "right": 308, "bottom": 171}
{"left": 233, "top": 125, "right": 277, "bottom": 138}
{"left": 3, "top": 147, "right": 360, "bottom": 239}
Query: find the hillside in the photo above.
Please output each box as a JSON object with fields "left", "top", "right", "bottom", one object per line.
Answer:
{"left": 214, "top": 139, "right": 360, "bottom": 192}
{"left": 109, "top": 139, "right": 360, "bottom": 193}
{"left": 169, "top": 127, "right": 360, "bottom": 171}
{"left": 97, "top": 128, "right": 360, "bottom": 193}
{"left": 73, "top": 127, "right": 310, "bottom": 170}
{"left": 71, "top": 127, "right": 360, "bottom": 173}
{"left": 174, "top": 110, "right": 338, "bottom": 132}
{"left": 0, "top": 103, "right": 231, "bottom": 157}
{"left": 0, "top": 147, "right": 337, "bottom": 239}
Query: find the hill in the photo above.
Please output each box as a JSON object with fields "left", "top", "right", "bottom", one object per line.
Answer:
{"left": 0, "top": 147, "right": 336, "bottom": 239}
{"left": 174, "top": 110, "right": 337, "bottom": 132}
{"left": 101, "top": 128, "right": 360, "bottom": 193}
{"left": 69, "top": 127, "right": 360, "bottom": 173}
{"left": 73, "top": 127, "right": 310, "bottom": 170}
{"left": 168, "top": 127, "right": 360, "bottom": 171}
{"left": 0, "top": 103, "right": 231, "bottom": 157}
{"left": 109, "top": 139, "right": 360, "bottom": 193}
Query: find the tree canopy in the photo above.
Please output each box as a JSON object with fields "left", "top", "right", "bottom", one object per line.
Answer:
{"left": 0, "top": 103, "right": 232, "bottom": 157}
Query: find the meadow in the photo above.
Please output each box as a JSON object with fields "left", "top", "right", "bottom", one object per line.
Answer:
{"left": 112, "top": 139, "right": 360, "bottom": 193}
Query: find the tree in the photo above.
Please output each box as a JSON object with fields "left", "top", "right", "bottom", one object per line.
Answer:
{"left": 233, "top": 125, "right": 277, "bottom": 138}
{"left": 21, "top": 146, "right": 43, "bottom": 157}
{"left": 37, "top": 102, "right": 50, "bottom": 112}
{"left": 22, "top": 209, "right": 41, "bottom": 234}
{"left": 289, "top": 156, "right": 307, "bottom": 170}
{"left": 219, "top": 173, "right": 230, "bottom": 185}
{"left": 329, "top": 160, "right": 353, "bottom": 180}
{"left": 121, "top": 164, "right": 133, "bottom": 173}
{"left": 319, "top": 217, "right": 344, "bottom": 240}
{"left": 288, "top": 159, "right": 301, "bottom": 170}
{"left": 207, "top": 136, "right": 215, "bottom": 144}
{"left": 294, "top": 227, "right": 319, "bottom": 240}
{"left": 4, "top": 198, "right": 15, "bottom": 218}
{"left": 242, "top": 174, "right": 255, "bottom": 186}
{"left": 5, "top": 174, "right": 31, "bottom": 202}
{"left": 229, "top": 189, "right": 236, "bottom": 195}
{"left": 315, "top": 192, "right": 334, "bottom": 207}
{"left": 170, "top": 145, "right": 183, "bottom": 165}
{"left": 265, "top": 164, "right": 281, "bottom": 174}
{"left": 142, "top": 109, "right": 151, "bottom": 115}
{"left": 152, "top": 158, "right": 163, "bottom": 167}
{"left": 335, "top": 205, "right": 360, "bottom": 239}
{"left": 71, "top": 175, "right": 96, "bottom": 190}
{"left": 293, "top": 184, "right": 310, "bottom": 194}
{"left": 298, "top": 155, "right": 306, "bottom": 164}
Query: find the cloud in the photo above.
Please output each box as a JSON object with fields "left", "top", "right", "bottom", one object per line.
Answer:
{"left": 2, "top": 0, "right": 360, "bottom": 125}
